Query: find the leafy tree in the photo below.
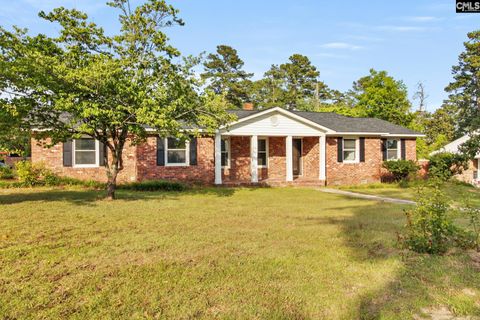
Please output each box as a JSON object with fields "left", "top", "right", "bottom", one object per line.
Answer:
{"left": 349, "top": 69, "right": 413, "bottom": 126}
{"left": 0, "top": 104, "right": 31, "bottom": 157}
{"left": 0, "top": 0, "right": 232, "bottom": 199}
{"left": 410, "top": 103, "right": 458, "bottom": 158}
{"left": 445, "top": 30, "right": 480, "bottom": 158}
{"left": 252, "top": 54, "right": 333, "bottom": 110}
{"left": 201, "top": 45, "right": 252, "bottom": 108}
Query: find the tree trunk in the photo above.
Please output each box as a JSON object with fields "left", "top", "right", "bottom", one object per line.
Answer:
{"left": 106, "top": 167, "right": 118, "bottom": 200}
{"left": 105, "top": 151, "right": 122, "bottom": 200}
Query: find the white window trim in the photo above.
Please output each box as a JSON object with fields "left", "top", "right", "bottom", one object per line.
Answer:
{"left": 342, "top": 137, "right": 360, "bottom": 164}
{"left": 386, "top": 138, "right": 401, "bottom": 161}
{"left": 164, "top": 138, "right": 190, "bottom": 167}
{"left": 73, "top": 138, "right": 100, "bottom": 168}
{"left": 221, "top": 137, "right": 231, "bottom": 169}
{"left": 258, "top": 137, "right": 269, "bottom": 168}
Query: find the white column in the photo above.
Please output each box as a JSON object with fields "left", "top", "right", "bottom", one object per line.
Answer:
{"left": 286, "top": 135, "right": 293, "bottom": 182}
{"left": 214, "top": 132, "right": 222, "bottom": 185}
{"left": 319, "top": 135, "right": 326, "bottom": 181}
{"left": 250, "top": 135, "right": 258, "bottom": 183}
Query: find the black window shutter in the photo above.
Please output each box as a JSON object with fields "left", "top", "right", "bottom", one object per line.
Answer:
{"left": 359, "top": 137, "right": 365, "bottom": 162}
{"left": 63, "top": 140, "right": 72, "bottom": 167}
{"left": 381, "top": 138, "right": 387, "bottom": 161}
{"left": 337, "top": 137, "right": 343, "bottom": 163}
{"left": 156, "top": 137, "right": 165, "bottom": 166}
{"left": 401, "top": 139, "right": 406, "bottom": 160}
{"left": 189, "top": 137, "right": 197, "bottom": 165}
{"left": 99, "top": 142, "right": 107, "bottom": 166}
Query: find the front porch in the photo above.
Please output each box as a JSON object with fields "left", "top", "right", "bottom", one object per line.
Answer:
{"left": 213, "top": 134, "right": 327, "bottom": 186}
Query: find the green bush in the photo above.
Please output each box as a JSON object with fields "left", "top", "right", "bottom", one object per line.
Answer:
{"left": 10, "top": 161, "right": 104, "bottom": 189}
{"left": 459, "top": 202, "right": 480, "bottom": 251}
{"left": 428, "top": 152, "right": 469, "bottom": 181}
{"left": 15, "top": 161, "right": 42, "bottom": 186}
{"left": 383, "top": 160, "right": 420, "bottom": 182}
{"left": 403, "top": 184, "right": 459, "bottom": 254}
{"left": 0, "top": 166, "right": 15, "bottom": 179}
{"left": 119, "top": 180, "right": 187, "bottom": 192}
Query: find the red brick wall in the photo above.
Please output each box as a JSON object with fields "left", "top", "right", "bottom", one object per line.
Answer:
{"left": 405, "top": 139, "right": 417, "bottom": 161}
{"left": 268, "top": 137, "right": 286, "bottom": 180}
{"left": 326, "top": 137, "right": 382, "bottom": 186}
{"left": 222, "top": 136, "right": 252, "bottom": 183}
{"left": 326, "top": 137, "right": 418, "bottom": 186}
{"left": 302, "top": 137, "right": 319, "bottom": 179}
{"left": 31, "top": 137, "right": 137, "bottom": 183}
{"left": 136, "top": 136, "right": 215, "bottom": 184}
{"left": 31, "top": 135, "right": 418, "bottom": 186}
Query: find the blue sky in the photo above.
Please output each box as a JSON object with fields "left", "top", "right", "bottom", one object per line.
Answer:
{"left": 1, "top": 0, "right": 478, "bottom": 111}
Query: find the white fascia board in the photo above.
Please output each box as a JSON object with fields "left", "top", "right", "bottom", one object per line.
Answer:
{"left": 222, "top": 107, "right": 335, "bottom": 134}
{"left": 381, "top": 133, "right": 425, "bottom": 138}
{"left": 326, "top": 132, "right": 387, "bottom": 137}
{"left": 326, "top": 132, "right": 425, "bottom": 138}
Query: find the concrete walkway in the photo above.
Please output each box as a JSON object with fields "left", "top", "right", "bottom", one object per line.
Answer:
{"left": 318, "top": 188, "right": 416, "bottom": 205}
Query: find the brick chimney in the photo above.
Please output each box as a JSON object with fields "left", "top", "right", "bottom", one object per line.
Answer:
{"left": 243, "top": 102, "right": 254, "bottom": 110}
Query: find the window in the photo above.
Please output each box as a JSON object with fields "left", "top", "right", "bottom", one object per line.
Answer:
{"left": 343, "top": 139, "right": 356, "bottom": 162}
{"left": 258, "top": 138, "right": 268, "bottom": 167}
{"left": 386, "top": 139, "right": 399, "bottom": 160}
{"left": 221, "top": 138, "right": 230, "bottom": 167}
{"left": 166, "top": 138, "right": 188, "bottom": 165}
{"left": 74, "top": 138, "right": 98, "bottom": 167}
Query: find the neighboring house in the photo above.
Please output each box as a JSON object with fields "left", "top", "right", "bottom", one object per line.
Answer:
{"left": 0, "top": 151, "right": 25, "bottom": 168}
{"left": 433, "top": 134, "right": 480, "bottom": 187}
{"left": 31, "top": 106, "right": 423, "bottom": 186}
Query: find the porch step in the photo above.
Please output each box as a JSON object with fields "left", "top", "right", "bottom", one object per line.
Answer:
{"left": 222, "top": 179, "right": 326, "bottom": 187}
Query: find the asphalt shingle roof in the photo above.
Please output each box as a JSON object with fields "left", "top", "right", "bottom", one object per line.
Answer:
{"left": 228, "top": 109, "right": 421, "bottom": 135}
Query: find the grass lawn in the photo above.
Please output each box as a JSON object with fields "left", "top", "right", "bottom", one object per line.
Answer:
{"left": 340, "top": 181, "right": 480, "bottom": 207}
{"left": 1, "top": 187, "right": 479, "bottom": 319}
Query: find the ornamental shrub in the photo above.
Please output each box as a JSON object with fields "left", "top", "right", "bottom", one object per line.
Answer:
{"left": 15, "top": 161, "right": 42, "bottom": 186}
{"left": 403, "top": 183, "right": 466, "bottom": 254}
{"left": 0, "top": 166, "right": 15, "bottom": 179}
{"left": 428, "top": 152, "right": 469, "bottom": 181}
{"left": 383, "top": 160, "right": 420, "bottom": 181}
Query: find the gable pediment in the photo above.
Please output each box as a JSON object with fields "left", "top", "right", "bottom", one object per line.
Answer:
{"left": 221, "top": 109, "right": 329, "bottom": 136}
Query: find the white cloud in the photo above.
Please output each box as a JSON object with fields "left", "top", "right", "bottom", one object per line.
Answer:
{"left": 347, "top": 35, "right": 384, "bottom": 42}
{"left": 377, "top": 25, "right": 428, "bottom": 32}
{"left": 404, "top": 16, "right": 440, "bottom": 22}
{"left": 314, "top": 52, "right": 350, "bottom": 59}
{"left": 319, "top": 42, "right": 363, "bottom": 50}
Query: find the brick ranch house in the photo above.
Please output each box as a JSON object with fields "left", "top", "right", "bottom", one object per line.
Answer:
{"left": 31, "top": 106, "right": 423, "bottom": 186}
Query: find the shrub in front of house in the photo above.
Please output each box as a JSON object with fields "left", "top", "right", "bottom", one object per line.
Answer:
{"left": 428, "top": 152, "right": 469, "bottom": 181}
{"left": 11, "top": 161, "right": 104, "bottom": 188}
{"left": 383, "top": 160, "right": 420, "bottom": 182}
{"left": 118, "top": 180, "right": 187, "bottom": 192}
{"left": 401, "top": 182, "right": 477, "bottom": 254}
{"left": 0, "top": 166, "right": 15, "bottom": 180}
{"left": 15, "top": 161, "right": 42, "bottom": 186}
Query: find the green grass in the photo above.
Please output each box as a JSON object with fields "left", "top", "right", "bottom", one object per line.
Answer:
{"left": 1, "top": 187, "right": 479, "bottom": 319}
{"left": 340, "top": 181, "right": 480, "bottom": 207}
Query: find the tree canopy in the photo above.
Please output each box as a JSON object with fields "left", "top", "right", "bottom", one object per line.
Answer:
{"left": 445, "top": 30, "right": 480, "bottom": 158}
{"left": 349, "top": 69, "right": 413, "bottom": 127}
{"left": 0, "top": 0, "right": 232, "bottom": 198}
{"left": 201, "top": 45, "right": 253, "bottom": 108}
